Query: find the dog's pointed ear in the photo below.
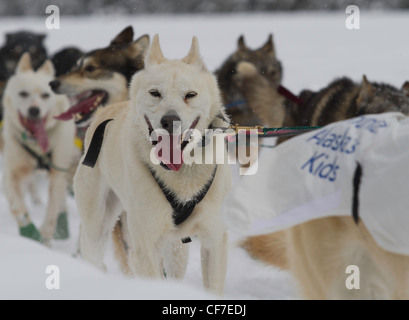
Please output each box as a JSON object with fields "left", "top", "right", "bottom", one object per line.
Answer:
{"left": 259, "top": 34, "right": 275, "bottom": 55}
{"left": 37, "top": 59, "right": 55, "bottom": 76}
{"left": 402, "top": 81, "right": 409, "bottom": 96}
{"left": 361, "top": 75, "right": 374, "bottom": 96}
{"left": 16, "top": 52, "right": 33, "bottom": 73}
{"left": 125, "top": 34, "right": 150, "bottom": 58}
{"left": 134, "top": 34, "right": 150, "bottom": 50}
{"left": 110, "top": 26, "right": 134, "bottom": 46}
{"left": 182, "top": 36, "right": 206, "bottom": 70}
{"left": 37, "top": 33, "right": 47, "bottom": 42}
{"left": 145, "top": 34, "right": 166, "bottom": 66}
{"left": 237, "top": 35, "right": 247, "bottom": 51}
{"left": 357, "top": 75, "right": 374, "bottom": 105}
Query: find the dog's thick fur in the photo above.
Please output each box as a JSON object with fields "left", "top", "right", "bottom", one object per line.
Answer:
{"left": 74, "top": 35, "right": 231, "bottom": 295}
{"left": 236, "top": 62, "right": 409, "bottom": 299}
{"left": 0, "top": 31, "right": 48, "bottom": 80}
{"left": 216, "top": 35, "right": 284, "bottom": 127}
{"left": 233, "top": 62, "right": 409, "bottom": 141}
{"left": 50, "top": 26, "right": 149, "bottom": 128}
{"left": 2, "top": 53, "right": 76, "bottom": 243}
{"left": 51, "top": 46, "right": 84, "bottom": 77}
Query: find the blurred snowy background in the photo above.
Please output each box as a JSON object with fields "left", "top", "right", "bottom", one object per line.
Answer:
{"left": 2, "top": 0, "right": 409, "bottom": 16}
{"left": 0, "top": 0, "right": 409, "bottom": 301}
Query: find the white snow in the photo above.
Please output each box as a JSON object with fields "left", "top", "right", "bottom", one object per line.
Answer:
{"left": 0, "top": 11, "right": 408, "bottom": 300}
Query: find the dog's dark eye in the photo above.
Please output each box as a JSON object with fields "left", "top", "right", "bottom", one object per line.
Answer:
{"left": 149, "top": 90, "right": 161, "bottom": 98}
{"left": 85, "top": 65, "right": 96, "bottom": 72}
{"left": 41, "top": 93, "right": 50, "bottom": 99}
{"left": 19, "top": 91, "right": 29, "bottom": 98}
{"left": 185, "top": 92, "right": 197, "bottom": 100}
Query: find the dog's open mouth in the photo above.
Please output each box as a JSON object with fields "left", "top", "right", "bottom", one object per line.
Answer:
{"left": 54, "top": 90, "right": 108, "bottom": 125}
{"left": 145, "top": 116, "right": 200, "bottom": 172}
{"left": 18, "top": 112, "right": 49, "bottom": 153}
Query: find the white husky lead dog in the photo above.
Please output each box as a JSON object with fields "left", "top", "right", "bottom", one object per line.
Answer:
{"left": 74, "top": 35, "right": 231, "bottom": 295}
{"left": 2, "top": 52, "right": 76, "bottom": 243}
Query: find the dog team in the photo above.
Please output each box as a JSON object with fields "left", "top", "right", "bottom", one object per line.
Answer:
{"left": 1, "top": 25, "right": 409, "bottom": 299}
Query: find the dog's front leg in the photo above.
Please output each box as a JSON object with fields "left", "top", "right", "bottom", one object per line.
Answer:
{"left": 199, "top": 222, "right": 228, "bottom": 296}
{"left": 163, "top": 240, "right": 189, "bottom": 279}
{"left": 128, "top": 243, "right": 163, "bottom": 278}
{"left": 3, "top": 166, "right": 41, "bottom": 241}
{"left": 75, "top": 166, "right": 122, "bottom": 271}
{"left": 126, "top": 214, "right": 163, "bottom": 278}
{"left": 40, "top": 170, "right": 68, "bottom": 242}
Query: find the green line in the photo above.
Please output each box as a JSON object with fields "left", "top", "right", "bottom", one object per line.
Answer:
{"left": 262, "top": 126, "right": 321, "bottom": 134}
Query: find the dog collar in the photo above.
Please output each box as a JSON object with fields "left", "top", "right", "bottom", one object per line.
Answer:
{"left": 148, "top": 165, "right": 217, "bottom": 244}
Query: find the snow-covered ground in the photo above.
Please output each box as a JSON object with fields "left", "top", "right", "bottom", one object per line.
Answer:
{"left": 0, "top": 11, "right": 408, "bottom": 300}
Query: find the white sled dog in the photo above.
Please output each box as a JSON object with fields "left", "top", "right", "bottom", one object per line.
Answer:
{"left": 2, "top": 52, "right": 76, "bottom": 243}
{"left": 74, "top": 35, "right": 231, "bottom": 295}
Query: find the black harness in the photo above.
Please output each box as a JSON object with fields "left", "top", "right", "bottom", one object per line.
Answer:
{"left": 352, "top": 162, "right": 363, "bottom": 225}
{"left": 82, "top": 119, "right": 114, "bottom": 168}
{"left": 18, "top": 138, "right": 53, "bottom": 171}
{"left": 16, "top": 134, "right": 70, "bottom": 172}
{"left": 82, "top": 118, "right": 219, "bottom": 243}
{"left": 148, "top": 165, "right": 217, "bottom": 243}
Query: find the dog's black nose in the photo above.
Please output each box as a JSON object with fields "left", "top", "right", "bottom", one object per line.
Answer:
{"left": 160, "top": 112, "right": 181, "bottom": 133}
{"left": 28, "top": 106, "right": 40, "bottom": 119}
{"left": 49, "top": 80, "right": 60, "bottom": 91}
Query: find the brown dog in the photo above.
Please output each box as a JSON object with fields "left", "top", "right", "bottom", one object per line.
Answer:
{"left": 237, "top": 61, "right": 409, "bottom": 299}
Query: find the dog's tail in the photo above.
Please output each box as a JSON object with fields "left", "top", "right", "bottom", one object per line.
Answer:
{"left": 112, "top": 214, "right": 133, "bottom": 276}
{"left": 241, "top": 231, "right": 288, "bottom": 270}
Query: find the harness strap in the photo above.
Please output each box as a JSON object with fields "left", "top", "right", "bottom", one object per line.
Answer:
{"left": 17, "top": 138, "right": 52, "bottom": 171}
{"left": 352, "top": 162, "right": 363, "bottom": 225}
{"left": 82, "top": 119, "right": 114, "bottom": 168}
{"left": 148, "top": 165, "right": 218, "bottom": 244}
{"left": 16, "top": 135, "right": 72, "bottom": 172}
{"left": 225, "top": 99, "right": 246, "bottom": 109}
{"left": 278, "top": 85, "right": 304, "bottom": 106}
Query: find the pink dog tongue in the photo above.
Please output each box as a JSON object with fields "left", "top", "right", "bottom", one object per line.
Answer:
{"left": 157, "top": 134, "right": 183, "bottom": 171}
{"left": 54, "top": 94, "right": 101, "bottom": 121}
{"left": 26, "top": 118, "right": 49, "bottom": 153}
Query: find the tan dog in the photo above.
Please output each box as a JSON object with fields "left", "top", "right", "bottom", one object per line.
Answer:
{"left": 237, "top": 62, "right": 409, "bottom": 299}
{"left": 216, "top": 35, "right": 284, "bottom": 127}
{"left": 2, "top": 52, "right": 76, "bottom": 244}
{"left": 244, "top": 217, "right": 409, "bottom": 299}
{"left": 74, "top": 35, "right": 231, "bottom": 295}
